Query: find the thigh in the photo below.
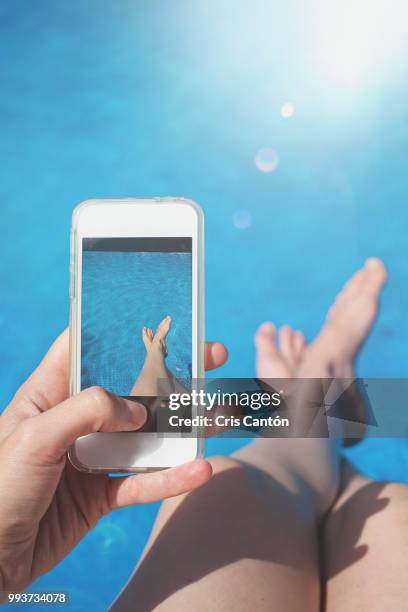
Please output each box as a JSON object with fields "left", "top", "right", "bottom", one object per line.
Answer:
{"left": 324, "top": 462, "right": 408, "bottom": 612}
{"left": 112, "top": 455, "right": 321, "bottom": 612}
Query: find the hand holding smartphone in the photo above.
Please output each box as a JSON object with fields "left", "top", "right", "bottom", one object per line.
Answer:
{"left": 69, "top": 198, "right": 204, "bottom": 473}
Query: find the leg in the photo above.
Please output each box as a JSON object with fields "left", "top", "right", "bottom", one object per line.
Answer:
{"left": 113, "top": 396, "right": 339, "bottom": 611}
{"left": 112, "top": 454, "right": 322, "bottom": 612}
{"left": 130, "top": 316, "right": 186, "bottom": 396}
{"left": 324, "top": 461, "right": 408, "bottom": 612}
{"left": 319, "top": 259, "right": 406, "bottom": 610}
{"left": 113, "top": 328, "right": 323, "bottom": 612}
{"left": 239, "top": 258, "right": 386, "bottom": 510}
{"left": 112, "top": 259, "right": 386, "bottom": 611}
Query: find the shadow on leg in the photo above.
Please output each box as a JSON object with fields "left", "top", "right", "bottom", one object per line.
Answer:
{"left": 112, "top": 455, "right": 322, "bottom": 612}
{"left": 323, "top": 458, "right": 408, "bottom": 612}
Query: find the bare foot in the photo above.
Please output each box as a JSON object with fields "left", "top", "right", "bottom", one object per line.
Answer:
{"left": 141, "top": 317, "right": 172, "bottom": 358}
{"left": 131, "top": 316, "right": 174, "bottom": 396}
{"left": 151, "top": 315, "right": 172, "bottom": 358}
{"left": 255, "top": 259, "right": 386, "bottom": 380}
{"left": 303, "top": 258, "right": 387, "bottom": 376}
{"left": 255, "top": 322, "right": 305, "bottom": 378}
{"left": 142, "top": 327, "right": 154, "bottom": 352}
{"left": 243, "top": 260, "right": 386, "bottom": 515}
{"left": 253, "top": 259, "right": 386, "bottom": 441}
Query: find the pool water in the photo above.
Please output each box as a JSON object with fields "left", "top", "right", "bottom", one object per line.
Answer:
{"left": 82, "top": 251, "right": 192, "bottom": 394}
{"left": 1, "top": 1, "right": 408, "bottom": 609}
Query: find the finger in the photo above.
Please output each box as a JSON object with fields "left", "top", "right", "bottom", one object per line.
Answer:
{"left": 108, "top": 459, "right": 212, "bottom": 508}
{"left": 11, "top": 386, "right": 147, "bottom": 460}
{"left": 3, "top": 334, "right": 226, "bottom": 443}
{"left": 7, "top": 335, "right": 225, "bottom": 416}
{"left": 204, "top": 342, "right": 228, "bottom": 371}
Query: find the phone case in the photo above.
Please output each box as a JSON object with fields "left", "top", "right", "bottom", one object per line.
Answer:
{"left": 68, "top": 197, "right": 205, "bottom": 473}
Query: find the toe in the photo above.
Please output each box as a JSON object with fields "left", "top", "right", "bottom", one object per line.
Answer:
{"left": 255, "top": 322, "right": 279, "bottom": 377}
{"left": 279, "top": 325, "right": 295, "bottom": 365}
{"left": 362, "top": 258, "right": 387, "bottom": 293}
{"left": 156, "top": 316, "right": 172, "bottom": 339}
{"left": 293, "top": 330, "right": 306, "bottom": 362}
{"left": 255, "top": 322, "right": 293, "bottom": 378}
{"left": 312, "top": 259, "right": 386, "bottom": 368}
{"left": 338, "top": 268, "right": 366, "bottom": 303}
{"left": 331, "top": 259, "right": 386, "bottom": 316}
{"left": 255, "top": 322, "right": 278, "bottom": 354}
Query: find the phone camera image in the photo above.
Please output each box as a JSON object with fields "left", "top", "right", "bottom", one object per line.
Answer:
{"left": 80, "top": 236, "right": 193, "bottom": 429}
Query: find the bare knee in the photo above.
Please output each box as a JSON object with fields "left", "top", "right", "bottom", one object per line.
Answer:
{"left": 376, "top": 482, "right": 408, "bottom": 531}
{"left": 208, "top": 454, "right": 243, "bottom": 474}
{"left": 158, "top": 455, "right": 244, "bottom": 520}
{"left": 381, "top": 481, "right": 408, "bottom": 505}
{"left": 326, "top": 474, "right": 408, "bottom": 554}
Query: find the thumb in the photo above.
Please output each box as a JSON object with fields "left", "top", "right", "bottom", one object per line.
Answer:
{"left": 10, "top": 386, "right": 147, "bottom": 461}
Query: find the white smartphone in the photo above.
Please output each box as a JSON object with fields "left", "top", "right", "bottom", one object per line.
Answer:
{"left": 68, "top": 198, "right": 204, "bottom": 473}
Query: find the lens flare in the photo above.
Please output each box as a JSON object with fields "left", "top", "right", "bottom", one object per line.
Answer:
{"left": 281, "top": 102, "right": 295, "bottom": 118}
{"left": 232, "top": 209, "right": 252, "bottom": 230}
{"left": 255, "top": 148, "right": 279, "bottom": 173}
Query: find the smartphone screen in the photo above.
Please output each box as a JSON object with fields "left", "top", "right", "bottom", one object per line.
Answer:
{"left": 80, "top": 237, "right": 192, "bottom": 398}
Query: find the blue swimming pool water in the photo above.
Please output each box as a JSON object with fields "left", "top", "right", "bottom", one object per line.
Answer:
{"left": 1, "top": 1, "right": 408, "bottom": 609}
{"left": 82, "top": 251, "right": 192, "bottom": 394}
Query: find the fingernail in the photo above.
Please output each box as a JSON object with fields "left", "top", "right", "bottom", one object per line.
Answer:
{"left": 124, "top": 399, "right": 148, "bottom": 427}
